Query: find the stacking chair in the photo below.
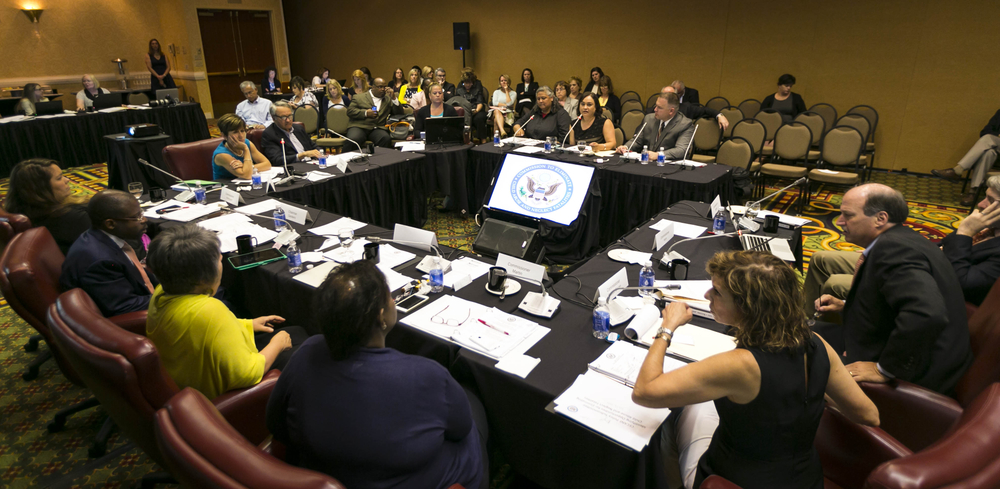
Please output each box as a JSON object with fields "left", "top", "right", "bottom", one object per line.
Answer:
{"left": 808, "top": 103, "right": 838, "bottom": 135}
{"left": 691, "top": 117, "right": 723, "bottom": 162}
{"left": 806, "top": 126, "right": 866, "bottom": 206}
{"left": 754, "top": 109, "right": 784, "bottom": 160}
{"left": 737, "top": 98, "right": 761, "bottom": 119}
{"left": 620, "top": 99, "right": 643, "bottom": 114}
{"left": 718, "top": 107, "right": 743, "bottom": 138}
{"left": 293, "top": 106, "right": 319, "bottom": 135}
{"left": 317, "top": 106, "right": 348, "bottom": 152}
{"left": 713, "top": 137, "right": 758, "bottom": 174}
{"left": 846, "top": 104, "right": 879, "bottom": 177}
{"left": 162, "top": 138, "right": 223, "bottom": 181}
{"left": 730, "top": 119, "right": 766, "bottom": 162}
{"left": 756, "top": 122, "right": 813, "bottom": 213}
{"left": 619, "top": 90, "right": 641, "bottom": 105}
{"left": 792, "top": 111, "right": 824, "bottom": 161}
{"left": 705, "top": 96, "right": 729, "bottom": 112}
{"left": 646, "top": 93, "right": 660, "bottom": 114}
{"left": 834, "top": 114, "right": 872, "bottom": 178}
{"left": 614, "top": 127, "right": 624, "bottom": 148}
{"left": 619, "top": 110, "right": 645, "bottom": 140}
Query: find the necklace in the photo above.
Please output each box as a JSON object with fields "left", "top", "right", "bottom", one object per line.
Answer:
{"left": 226, "top": 142, "right": 244, "bottom": 157}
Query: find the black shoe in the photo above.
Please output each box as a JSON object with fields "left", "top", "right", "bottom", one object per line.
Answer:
{"left": 931, "top": 168, "right": 962, "bottom": 182}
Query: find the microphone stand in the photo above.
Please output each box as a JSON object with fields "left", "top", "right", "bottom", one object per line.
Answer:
{"left": 275, "top": 138, "right": 304, "bottom": 186}
{"left": 747, "top": 177, "right": 807, "bottom": 208}
{"left": 137, "top": 158, "right": 196, "bottom": 201}
{"left": 513, "top": 114, "right": 535, "bottom": 145}
{"left": 624, "top": 120, "right": 648, "bottom": 155}
{"left": 562, "top": 116, "right": 583, "bottom": 148}
{"left": 325, "top": 128, "right": 369, "bottom": 165}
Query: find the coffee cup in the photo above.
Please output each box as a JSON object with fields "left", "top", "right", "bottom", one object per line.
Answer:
{"left": 487, "top": 267, "right": 507, "bottom": 293}
{"left": 236, "top": 235, "right": 258, "bottom": 255}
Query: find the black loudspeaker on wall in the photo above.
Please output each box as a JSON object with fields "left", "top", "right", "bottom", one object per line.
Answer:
{"left": 473, "top": 218, "right": 544, "bottom": 263}
{"left": 453, "top": 22, "right": 470, "bottom": 50}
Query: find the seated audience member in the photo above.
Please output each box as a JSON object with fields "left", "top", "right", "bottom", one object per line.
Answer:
{"left": 597, "top": 76, "right": 622, "bottom": 124}
{"left": 555, "top": 81, "right": 579, "bottom": 119}
{"left": 568, "top": 76, "right": 583, "bottom": 100}
{"left": 617, "top": 92, "right": 695, "bottom": 159}
{"left": 457, "top": 71, "right": 489, "bottom": 140}
{"left": 389, "top": 68, "right": 405, "bottom": 93}
{"left": 288, "top": 76, "right": 318, "bottom": 109}
{"left": 262, "top": 101, "right": 321, "bottom": 166}
{"left": 490, "top": 74, "right": 518, "bottom": 137}
{"left": 4, "top": 159, "right": 90, "bottom": 254}
{"left": 633, "top": 251, "right": 878, "bottom": 489}
{"left": 346, "top": 77, "right": 402, "bottom": 148}
{"left": 413, "top": 83, "right": 458, "bottom": 135}
{"left": 75, "top": 74, "right": 111, "bottom": 111}
{"left": 513, "top": 86, "right": 571, "bottom": 142}
{"left": 261, "top": 66, "right": 281, "bottom": 95}
{"left": 584, "top": 67, "right": 604, "bottom": 94}
{"left": 266, "top": 260, "right": 488, "bottom": 489}
{"left": 811, "top": 184, "right": 972, "bottom": 395}
{"left": 932, "top": 110, "right": 1000, "bottom": 205}
{"left": 399, "top": 68, "right": 423, "bottom": 105}
{"left": 345, "top": 69, "right": 370, "bottom": 100}
{"left": 17, "top": 83, "right": 49, "bottom": 116}
{"left": 146, "top": 224, "right": 306, "bottom": 399}
{"left": 325, "top": 79, "right": 350, "bottom": 108}
{"left": 407, "top": 79, "right": 432, "bottom": 111}
{"left": 671, "top": 80, "right": 700, "bottom": 105}
{"left": 59, "top": 190, "right": 157, "bottom": 317}
{"left": 235, "top": 81, "right": 273, "bottom": 128}
{"left": 654, "top": 85, "right": 729, "bottom": 130}
{"left": 761, "top": 73, "right": 806, "bottom": 124}
{"left": 569, "top": 93, "right": 616, "bottom": 151}
{"left": 941, "top": 176, "right": 1000, "bottom": 304}
{"left": 436, "top": 67, "right": 457, "bottom": 100}
{"left": 360, "top": 66, "right": 374, "bottom": 86}
{"left": 312, "top": 68, "right": 331, "bottom": 87}
{"left": 515, "top": 68, "right": 539, "bottom": 115}
{"left": 212, "top": 113, "right": 271, "bottom": 180}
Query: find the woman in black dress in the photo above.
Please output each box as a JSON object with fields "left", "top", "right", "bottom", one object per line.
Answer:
{"left": 583, "top": 66, "right": 604, "bottom": 94}
{"left": 596, "top": 75, "right": 622, "bottom": 125}
{"left": 515, "top": 68, "right": 538, "bottom": 117}
{"left": 569, "top": 93, "right": 615, "bottom": 151}
{"left": 632, "top": 251, "right": 879, "bottom": 489}
{"left": 145, "top": 39, "right": 176, "bottom": 90}
{"left": 261, "top": 67, "right": 281, "bottom": 95}
{"left": 761, "top": 73, "right": 806, "bottom": 124}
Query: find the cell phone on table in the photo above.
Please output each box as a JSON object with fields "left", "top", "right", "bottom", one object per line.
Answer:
{"left": 227, "top": 248, "right": 287, "bottom": 270}
{"left": 396, "top": 294, "right": 430, "bottom": 313}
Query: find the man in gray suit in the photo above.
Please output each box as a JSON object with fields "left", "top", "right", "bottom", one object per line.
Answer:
{"left": 346, "top": 77, "right": 403, "bottom": 148}
{"left": 616, "top": 92, "right": 695, "bottom": 160}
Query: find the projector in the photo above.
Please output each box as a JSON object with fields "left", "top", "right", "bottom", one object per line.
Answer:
{"left": 126, "top": 124, "right": 160, "bottom": 138}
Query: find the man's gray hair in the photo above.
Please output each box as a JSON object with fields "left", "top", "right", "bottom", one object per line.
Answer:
{"left": 670, "top": 80, "right": 685, "bottom": 94}
{"left": 146, "top": 224, "right": 222, "bottom": 295}
{"left": 269, "top": 100, "right": 293, "bottom": 117}
{"left": 988, "top": 175, "right": 1000, "bottom": 195}
{"left": 239, "top": 80, "right": 256, "bottom": 92}
{"left": 435, "top": 67, "right": 446, "bottom": 75}
{"left": 536, "top": 86, "right": 555, "bottom": 99}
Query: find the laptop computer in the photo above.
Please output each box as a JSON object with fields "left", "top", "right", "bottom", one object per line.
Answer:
{"left": 424, "top": 116, "right": 465, "bottom": 145}
{"left": 33, "top": 100, "right": 65, "bottom": 116}
{"left": 739, "top": 233, "right": 795, "bottom": 262}
{"left": 93, "top": 93, "right": 123, "bottom": 110}
{"left": 155, "top": 88, "right": 179, "bottom": 101}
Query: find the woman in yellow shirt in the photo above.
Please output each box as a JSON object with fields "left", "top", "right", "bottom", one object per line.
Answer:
{"left": 398, "top": 68, "right": 423, "bottom": 105}
{"left": 145, "top": 224, "right": 306, "bottom": 399}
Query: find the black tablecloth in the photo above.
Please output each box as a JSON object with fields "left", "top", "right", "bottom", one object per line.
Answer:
{"left": 0, "top": 103, "right": 210, "bottom": 177}
{"left": 103, "top": 133, "right": 176, "bottom": 190}
{"left": 418, "top": 143, "right": 476, "bottom": 213}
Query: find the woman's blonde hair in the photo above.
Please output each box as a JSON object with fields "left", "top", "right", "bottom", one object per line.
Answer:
{"left": 348, "top": 69, "right": 369, "bottom": 92}
{"left": 326, "top": 79, "right": 344, "bottom": 99}
{"left": 706, "top": 250, "right": 811, "bottom": 351}
{"left": 81, "top": 74, "right": 100, "bottom": 89}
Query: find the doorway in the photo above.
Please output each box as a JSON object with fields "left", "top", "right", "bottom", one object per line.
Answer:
{"left": 197, "top": 9, "right": 277, "bottom": 118}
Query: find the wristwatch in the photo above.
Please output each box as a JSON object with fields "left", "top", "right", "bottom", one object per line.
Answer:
{"left": 655, "top": 327, "right": 673, "bottom": 342}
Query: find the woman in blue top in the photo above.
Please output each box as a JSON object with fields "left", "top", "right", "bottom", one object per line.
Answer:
{"left": 266, "top": 260, "right": 488, "bottom": 489}
{"left": 212, "top": 113, "right": 270, "bottom": 180}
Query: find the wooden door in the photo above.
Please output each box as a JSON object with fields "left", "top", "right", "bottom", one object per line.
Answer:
{"left": 198, "top": 9, "right": 277, "bottom": 118}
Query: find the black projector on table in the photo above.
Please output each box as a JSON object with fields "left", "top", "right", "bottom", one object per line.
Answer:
{"left": 126, "top": 123, "right": 160, "bottom": 138}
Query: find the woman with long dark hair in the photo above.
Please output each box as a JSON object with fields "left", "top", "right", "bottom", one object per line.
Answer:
{"left": 145, "top": 39, "right": 176, "bottom": 89}
{"left": 4, "top": 159, "right": 90, "bottom": 254}
{"left": 515, "top": 68, "right": 538, "bottom": 116}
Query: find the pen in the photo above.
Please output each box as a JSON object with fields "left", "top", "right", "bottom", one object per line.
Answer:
{"left": 662, "top": 285, "right": 681, "bottom": 290}
{"left": 478, "top": 319, "right": 509, "bottom": 335}
{"left": 161, "top": 206, "right": 190, "bottom": 213}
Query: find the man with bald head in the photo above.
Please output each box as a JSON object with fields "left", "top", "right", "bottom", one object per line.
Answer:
{"left": 61, "top": 189, "right": 159, "bottom": 317}
{"left": 346, "top": 76, "right": 402, "bottom": 148}
{"left": 811, "top": 183, "right": 972, "bottom": 395}
{"left": 650, "top": 85, "right": 729, "bottom": 131}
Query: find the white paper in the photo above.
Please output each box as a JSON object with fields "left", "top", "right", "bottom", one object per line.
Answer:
{"left": 317, "top": 238, "right": 340, "bottom": 251}
{"left": 299, "top": 252, "right": 326, "bottom": 263}
{"left": 378, "top": 264, "right": 413, "bottom": 292}
{"left": 597, "top": 267, "right": 629, "bottom": 301}
{"left": 394, "top": 141, "right": 425, "bottom": 152}
{"left": 232, "top": 167, "right": 284, "bottom": 184}
{"left": 623, "top": 304, "right": 663, "bottom": 342}
{"left": 495, "top": 354, "right": 541, "bottom": 378}
{"left": 669, "top": 159, "right": 707, "bottom": 168}
{"left": 392, "top": 223, "right": 438, "bottom": 252}
{"left": 306, "top": 171, "right": 336, "bottom": 182}
{"left": 709, "top": 196, "right": 722, "bottom": 219}
{"left": 233, "top": 199, "right": 281, "bottom": 217}
{"left": 310, "top": 217, "right": 367, "bottom": 237}
{"left": 220, "top": 187, "right": 242, "bottom": 207}
{"left": 292, "top": 261, "right": 339, "bottom": 288}
{"left": 443, "top": 257, "right": 492, "bottom": 288}
{"left": 155, "top": 203, "right": 226, "bottom": 222}
{"left": 650, "top": 219, "right": 706, "bottom": 239}
{"left": 588, "top": 341, "right": 688, "bottom": 387}
{"left": 607, "top": 297, "right": 637, "bottom": 326}
{"left": 513, "top": 145, "right": 545, "bottom": 154}
{"left": 281, "top": 204, "right": 309, "bottom": 225}
{"left": 654, "top": 222, "right": 675, "bottom": 251}
{"left": 496, "top": 253, "right": 545, "bottom": 284}
{"left": 197, "top": 213, "right": 278, "bottom": 253}
{"left": 501, "top": 137, "right": 545, "bottom": 146}
{"left": 754, "top": 210, "right": 809, "bottom": 227}
{"left": 143, "top": 199, "right": 188, "bottom": 218}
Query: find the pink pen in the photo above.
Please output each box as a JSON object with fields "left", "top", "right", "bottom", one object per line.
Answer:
{"left": 477, "top": 319, "right": 509, "bottom": 336}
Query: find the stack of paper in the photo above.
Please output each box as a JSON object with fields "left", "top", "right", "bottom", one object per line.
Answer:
{"left": 500, "top": 137, "right": 545, "bottom": 146}
{"left": 197, "top": 213, "right": 278, "bottom": 253}
{"left": 588, "top": 341, "right": 688, "bottom": 387}
{"left": 309, "top": 217, "right": 367, "bottom": 237}
{"left": 232, "top": 199, "right": 281, "bottom": 216}
{"left": 322, "top": 241, "right": 414, "bottom": 269}
{"left": 654, "top": 280, "right": 714, "bottom": 319}
{"left": 143, "top": 200, "right": 226, "bottom": 222}
{"left": 394, "top": 141, "right": 425, "bottom": 152}
{"left": 442, "top": 256, "right": 492, "bottom": 289}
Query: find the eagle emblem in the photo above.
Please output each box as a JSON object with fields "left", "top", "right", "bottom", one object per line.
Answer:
{"left": 526, "top": 177, "right": 562, "bottom": 202}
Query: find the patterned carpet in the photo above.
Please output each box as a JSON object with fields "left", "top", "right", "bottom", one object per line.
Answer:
{"left": 0, "top": 163, "right": 968, "bottom": 489}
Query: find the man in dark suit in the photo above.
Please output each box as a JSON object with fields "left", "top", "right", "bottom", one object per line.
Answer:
{"left": 346, "top": 77, "right": 403, "bottom": 148}
{"left": 814, "top": 184, "right": 972, "bottom": 394}
{"left": 940, "top": 175, "right": 1000, "bottom": 306}
{"left": 261, "top": 100, "right": 321, "bottom": 167}
{"left": 60, "top": 190, "right": 159, "bottom": 318}
{"left": 649, "top": 86, "right": 730, "bottom": 131}
{"left": 616, "top": 92, "right": 694, "bottom": 160}
{"left": 671, "top": 80, "right": 699, "bottom": 105}
{"left": 435, "top": 68, "right": 457, "bottom": 100}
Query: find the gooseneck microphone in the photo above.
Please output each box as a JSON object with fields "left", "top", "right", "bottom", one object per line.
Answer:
{"left": 513, "top": 114, "right": 536, "bottom": 143}
{"left": 562, "top": 115, "right": 583, "bottom": 148}
{"left": 625, "top": 120, "right": 648, "bottom": 153}
{"left": 137, "top": 158, "right": 196, "bottom": 201}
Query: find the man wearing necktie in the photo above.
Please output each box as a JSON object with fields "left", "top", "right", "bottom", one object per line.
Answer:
{"left": 616, "top": 92, "right": 694, "bottom": 159}
{"left": 61, "top": 190, "right": 159, "bottom": 318}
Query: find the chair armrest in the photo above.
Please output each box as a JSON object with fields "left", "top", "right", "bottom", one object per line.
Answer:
{"left": 109, "top": 311, "right": 148, "bottom": 335}
{"left": 816, "top": 406, "right": 911, "bottom": 489}
{"left": 700, "top": 475, "right": 742, "bottom": 488}
{"left": 212, "top": 369, "right": 281, "bottom": 445}
{"left": 860, "top": 381, "right": 963, "bottom": 451}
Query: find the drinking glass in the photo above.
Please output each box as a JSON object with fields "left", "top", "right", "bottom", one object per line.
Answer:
{"left": 745, "top": 202, "right": 761, "bottom": 220}
{"left": 336, "top": 228, "right": 354, "bottom": 260}
{"left": 128, "top": 182, "right": 143, "bottom": 201}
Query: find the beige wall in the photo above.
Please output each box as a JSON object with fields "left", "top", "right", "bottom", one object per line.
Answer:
{"left": 0, "top": 0, "right": 291, "bottom": 118}
{"left": 283, "top": 0, "right": 1000, "bottom": 174}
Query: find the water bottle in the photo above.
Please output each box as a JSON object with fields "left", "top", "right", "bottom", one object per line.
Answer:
{"left": 318, "top": 153, "right": 327, "bottom": 169}
{"left": 429, "top": 257, "right": 444, "bottom": 293}
{"left": 639, "top": 260, "right": 656, "bottom": 296}
{"left": 544, "top": 137, "right": 553, "bottom": 153}
{"left": 641, "top": 145, "right": 649, "bottom": 164}
{"left": 193, "top": 183, "right": 207, "bottom": 204}
{"left": 494, "top": 130, "right": 501, "bottom": 147}
{"left": 251, "top": 167, "right": 262, "bottom": 189}
{"left": 592, "top": 298, "right": 611, "bottom": 339}
{"left": 420, "top": 131, "right": 426, "bottom": 140}
{"left": 273, "top": 205, "right": 287, "bottom": 232}
{"left": 712, "top": 209, "right": 727, "bottom": 235}
{"left": 657, "top": 147, "right": 666, "bottom": 166}
{"left": 286, "top": 240, "right": 302, "bottom": 274}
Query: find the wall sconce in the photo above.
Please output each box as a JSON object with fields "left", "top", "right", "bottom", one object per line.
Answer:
{"left": 22, "top": 8, "right": 44, "bottom": 23}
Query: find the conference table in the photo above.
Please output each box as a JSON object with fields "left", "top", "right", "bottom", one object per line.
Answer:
{"left": 0, "top": 102, "right": 210, "bottom": 178}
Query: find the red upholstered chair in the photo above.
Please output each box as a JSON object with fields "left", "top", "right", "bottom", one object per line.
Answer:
{"left": 45, "top": 288, "right": 280, "bottom": 470}
{"left": 0, "top": 208, "right": 31, "bottom": 248}
{"left": 247, "top": 128, "right": 264, "bottom": 152}
{"left": 162, "top": 137, "right": 223, "bottom": 181}
{"left": 454, "top": 106, "right": 465, "bottom": 117}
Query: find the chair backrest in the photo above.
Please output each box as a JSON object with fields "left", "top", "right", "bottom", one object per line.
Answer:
{"left": 162, "top": 138, "right": 223, "bottom": 181}
{"left": 867, "top": 383, "right": 1000, "bottom": 488}
{"left": 731, "top": 118, "right": 766, "bottom": 157}
{"left": 794, "top": 111, "right": 826, "bottom": 145}
{"left": 614, "top": 127, "right": 624, "bottom": 147}
{"left": 808, "top": 103, "right": 838, "bottom": 135}
{"left": 646, "top": 93, "right": 660, "bottom": 114}
{"left": 715, "top": 137, "right": 754, "bottom": 171}
{"left": 0, "top": 208, "right": 31, "bottom": 248}
{"left": 705, "top": 96, "right": 729, "bottom": 112}
{"left": 619, "top": 90, "right": 641, "bottom": 105}
{"left": 846, "top": 105, "right": 879, "bottom": 141}
{"left": 621, "top": 100, "right": 643, "bottom": 114}
{"left": 755, "top": 109, "right": 785, "bottom": 142}
{"left": 816, "top": 406, "right": 911, "bottom": 489}
{"left": 693, "top": 117, "right": 722, "bottom": 152}
{"left": 402, "top": 106, "right": 414, "bottom": 116}
{"left": 46, "top": 288, "right": 179, "bottom": 466}
{"left": 293, "top": 106, "right": 318, "bottom": 135}
{"left": 773, "top": 122, "right": 813, "bottom": 162}
{"left": 620, "top": 110, "right": 645, "bottom": 140}
{"left": 155, "top": 387, "right": 347, "bottom": 489}
{"left": 454, "top": 106, "right": 465, "bottom": 117}
{"left": 737, "top": 98, "right": 762, "bottom": 119}
{"left": 246, "top": 128, "right": 264, "bottom": 152}
{"left": 719, "top": 107, "right": 744, "bottom": 138}
{"left": 955, "top": 280, "right": 1000, "bottom": 406}
{"left": 129, "top": 93, "right": 150, "bottom": 106}
{"left": 820, "top": 126, "right": 864, "bottom": 167}
{"left": 326, "top": 106, "right": 349, "bottom": 134}
{"left": 835, "top": 114, "right": 871, "bottom": 145}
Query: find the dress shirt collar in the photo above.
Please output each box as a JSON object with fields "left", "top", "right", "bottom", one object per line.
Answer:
{"left": 862, "top": 235, "right": 881, "bottom": 257}
{"left": 100, "top": 229, "right": 127, "bottom": 249}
